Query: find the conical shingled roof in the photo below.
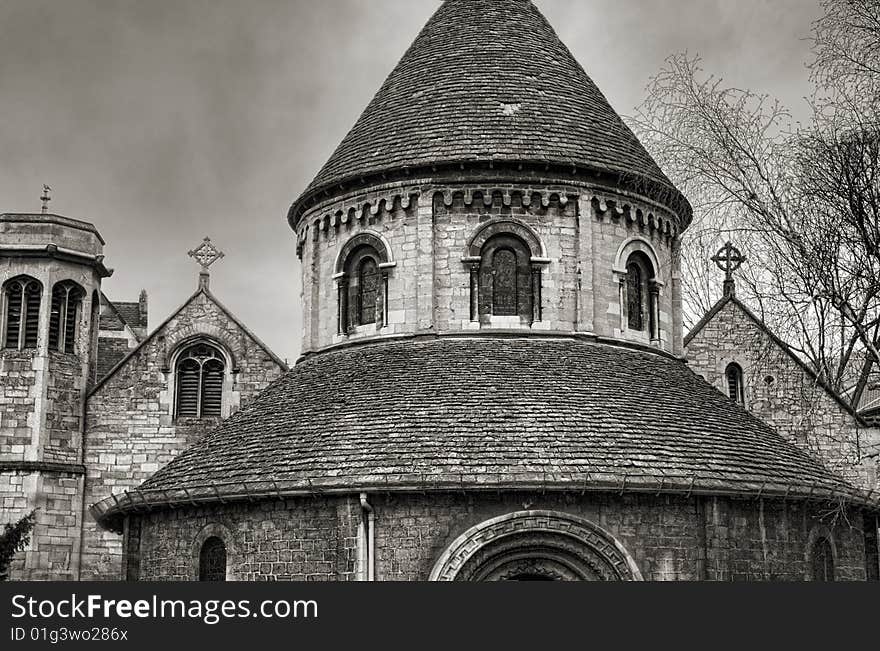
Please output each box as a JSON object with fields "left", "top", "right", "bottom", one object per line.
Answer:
{"left": 290, "top": 0, "right": 689, "bottom": 222}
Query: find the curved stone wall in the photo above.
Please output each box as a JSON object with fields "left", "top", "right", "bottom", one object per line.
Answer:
{"left": 127, "top": 492, "right": 869, "bottom": 582}
{"left": 297, "top": 179, "right": 683, "bottom": 356}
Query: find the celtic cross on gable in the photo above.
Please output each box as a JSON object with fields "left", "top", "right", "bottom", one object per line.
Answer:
{"left": 712, "top": 241, "right": 746, "bottom": 297}
{"left": 188, "top": 237, "right": 225, "bottom": 271}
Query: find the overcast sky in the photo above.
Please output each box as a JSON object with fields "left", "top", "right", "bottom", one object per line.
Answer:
{"left": 0, "top": 0, "right": 822, "bottom": 362}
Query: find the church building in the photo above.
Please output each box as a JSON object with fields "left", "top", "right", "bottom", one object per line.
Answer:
{"left": 2, "top": 0, "right": 879, "bottom": 581}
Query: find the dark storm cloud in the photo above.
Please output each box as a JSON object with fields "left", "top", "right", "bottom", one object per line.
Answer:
{"left": 0, "top": 0, "right": 821, "bottom": 361}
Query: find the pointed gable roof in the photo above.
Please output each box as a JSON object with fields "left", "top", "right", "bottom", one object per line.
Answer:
{"left": 685, "top": 293, "right": 869, "bottom": 426}
{"left": 289, "top": 0, "right": 689, "bottom": 224}
{"left": 89, "top": 286, "right": 287, "bottom": 395}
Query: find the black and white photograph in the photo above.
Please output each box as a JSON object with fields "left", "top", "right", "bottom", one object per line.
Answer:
{"left": 1, "top": 0, "right": 879, "bottom": 634}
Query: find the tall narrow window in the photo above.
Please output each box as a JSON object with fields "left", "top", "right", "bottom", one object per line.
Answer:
{"left": 175, "top": 342, "right": 226, "bottom": 419}
{"left": 624, "top": 252, "right": 655, "bottom": 334}
{"left": 198, "top": 536, "right": 227, "bottom": 582}
{"left": 2, "top": 276, "right": 42, "bottom": 350}
{"left": 358, "top": 257, "right": 380, "bottom": 326}
{"left": 810, "top": 537, "right": 834, "bottom": 581}
{"left": 492, "top": 248, "right": 519, "bottom": 316}
{"left": 49, "top": 281, "right": 84, "bottom": 354}
{"left": 726, "top": 363, "right": 745, "bottom": 405}
{"left": 626, "top": 262, "right": 644, "bottom": 330}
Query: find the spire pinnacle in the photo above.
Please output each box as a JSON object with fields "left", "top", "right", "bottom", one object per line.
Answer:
{"left": 40, "top": 184, "right": 51, "bottom": 214}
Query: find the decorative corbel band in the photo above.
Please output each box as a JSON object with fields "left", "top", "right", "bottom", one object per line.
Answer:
{"left": 437, "top": 187, "right": 578, "bottom": 210}
{"left": 590, "top": 196, "right": 678, "bottom": 242}
{"left": 296, "top": 190, "right": 419, "bottom": 258}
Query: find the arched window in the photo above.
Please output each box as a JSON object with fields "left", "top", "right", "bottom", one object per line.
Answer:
{"left": 492, "top": 248, "right": 519, "bottom": 316}
{"left": 626, "top": 262, "right": 644, "bottom": 330}
{"left": 625, "top": 253, "right": 653, "bottom": 334}
{"left": 810, "top": 537, "right": 834, "bottom": 581}
{"left": 476, "top": 233, "right": 539, "bottom": 323}
{"left": 49, "top": 281, "right": 84, "bottom": 354}
{"left": 198, "top": 536, "right": 227, "bottom": 582}
{"left": 2, "top": 276, "right": 42, "bottom": 350}
{"left": 357, "top": 257, "right": 380, "bottom": 326}
{"left": 175, "top": 342, "right": 226, "bottom": 419}
{"left": 337, "top": 236, "right": 390, "bottom": 334}
{"left": 726, "top": 363, "right": 745, "bottom": 405}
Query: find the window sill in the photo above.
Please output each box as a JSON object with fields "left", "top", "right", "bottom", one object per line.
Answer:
{"left": 174, "top": 416, "right": 224, "bottom": 426}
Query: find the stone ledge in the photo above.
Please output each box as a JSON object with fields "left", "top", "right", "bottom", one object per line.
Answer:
{"left": 0, "top": 460, "right": 86, "bottom": 475}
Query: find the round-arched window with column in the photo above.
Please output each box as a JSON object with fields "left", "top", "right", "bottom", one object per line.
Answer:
{"left": 335, "top": 232, "right": 394, "bottom": 335}
{"left": 464, "top": 219, "right": 547, "bottom": 326}
{"left": 624, "top": 252, "right": 654, "bottom": 334}
{"left": 613, "top": 238, "right": 663, "bottom": 343}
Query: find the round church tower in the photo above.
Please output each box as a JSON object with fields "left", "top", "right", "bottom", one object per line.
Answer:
{"left": 291, "top": 0, "right": 689, "bottom": 357}
{"left": 95, "top": 0, "right": 878, "bottom": 582}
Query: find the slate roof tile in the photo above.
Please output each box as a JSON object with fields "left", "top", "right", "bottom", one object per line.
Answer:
{"left": 135, "top": 337, "right": 858, "bottom": 501}
{"left": 291, "top": 0, "right": 689, "bottom": 220}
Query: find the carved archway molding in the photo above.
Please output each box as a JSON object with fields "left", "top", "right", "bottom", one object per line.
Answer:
{"left": 429, "top": 510, "right": 643, "bottom": 582}
{"left": 465, "top": 218, "right": 547, "bottom": 260}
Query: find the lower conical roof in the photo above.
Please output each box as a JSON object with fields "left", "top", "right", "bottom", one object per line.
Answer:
{"left": 93, "top": 336, "right": 872, "bottom": 529}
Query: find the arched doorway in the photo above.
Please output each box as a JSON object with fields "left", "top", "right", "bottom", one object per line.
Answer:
{"left": 429, "top": 511, "right": 643, "bottom": 582}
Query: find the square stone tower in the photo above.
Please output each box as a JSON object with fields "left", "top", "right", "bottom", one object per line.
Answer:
{"left": 0, "top": 212, "right": 110, "bottom": 579}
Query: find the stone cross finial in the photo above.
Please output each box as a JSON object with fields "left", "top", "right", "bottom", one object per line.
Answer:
{"left": 712, "top": 241, "right": 746, "bottom": 297}
{"left": 40, "top": 184, "right": 52, "bottom": 214}
{"left": 188, "top": 237, "right": 225, "bottom": 291}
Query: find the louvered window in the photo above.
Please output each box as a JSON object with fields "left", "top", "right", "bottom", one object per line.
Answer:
{"left": 726, "top": 363, "right": 745, "bottom": 405}
{"left": 48, "top": 281, "right": 84, "bottom": 354}
{"left": 2, "top": 276, "right": 42, "bottom": 350}
{"left": 199, "top": 536, "right": 227, "bottom": 582}
{"left": 175, "top": 342, "right": 226, "bottom": 418}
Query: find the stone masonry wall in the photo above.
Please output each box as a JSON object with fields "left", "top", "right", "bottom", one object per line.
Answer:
{"left": 131, "top": 492, "right": 868, "bottom": 581}
{"left": 0, "top": 470, "right": 83, "bottom": 580}
{"left": 686, "top": 299, "right": 880, "bottom": 490}
{"left": 371, "top": 492, "right": 866, "bottom": 581}
{"left": 81, "top": 289, "right": 286, "bottom": 580}
{"left": 132, "top": 497, "right": 360, "bottom": 581}
{"left": 0, "top": 351, "right": 37, "bottom": 460}
{"left": 44, "top": 352, "right": 84, "bottom": 463}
